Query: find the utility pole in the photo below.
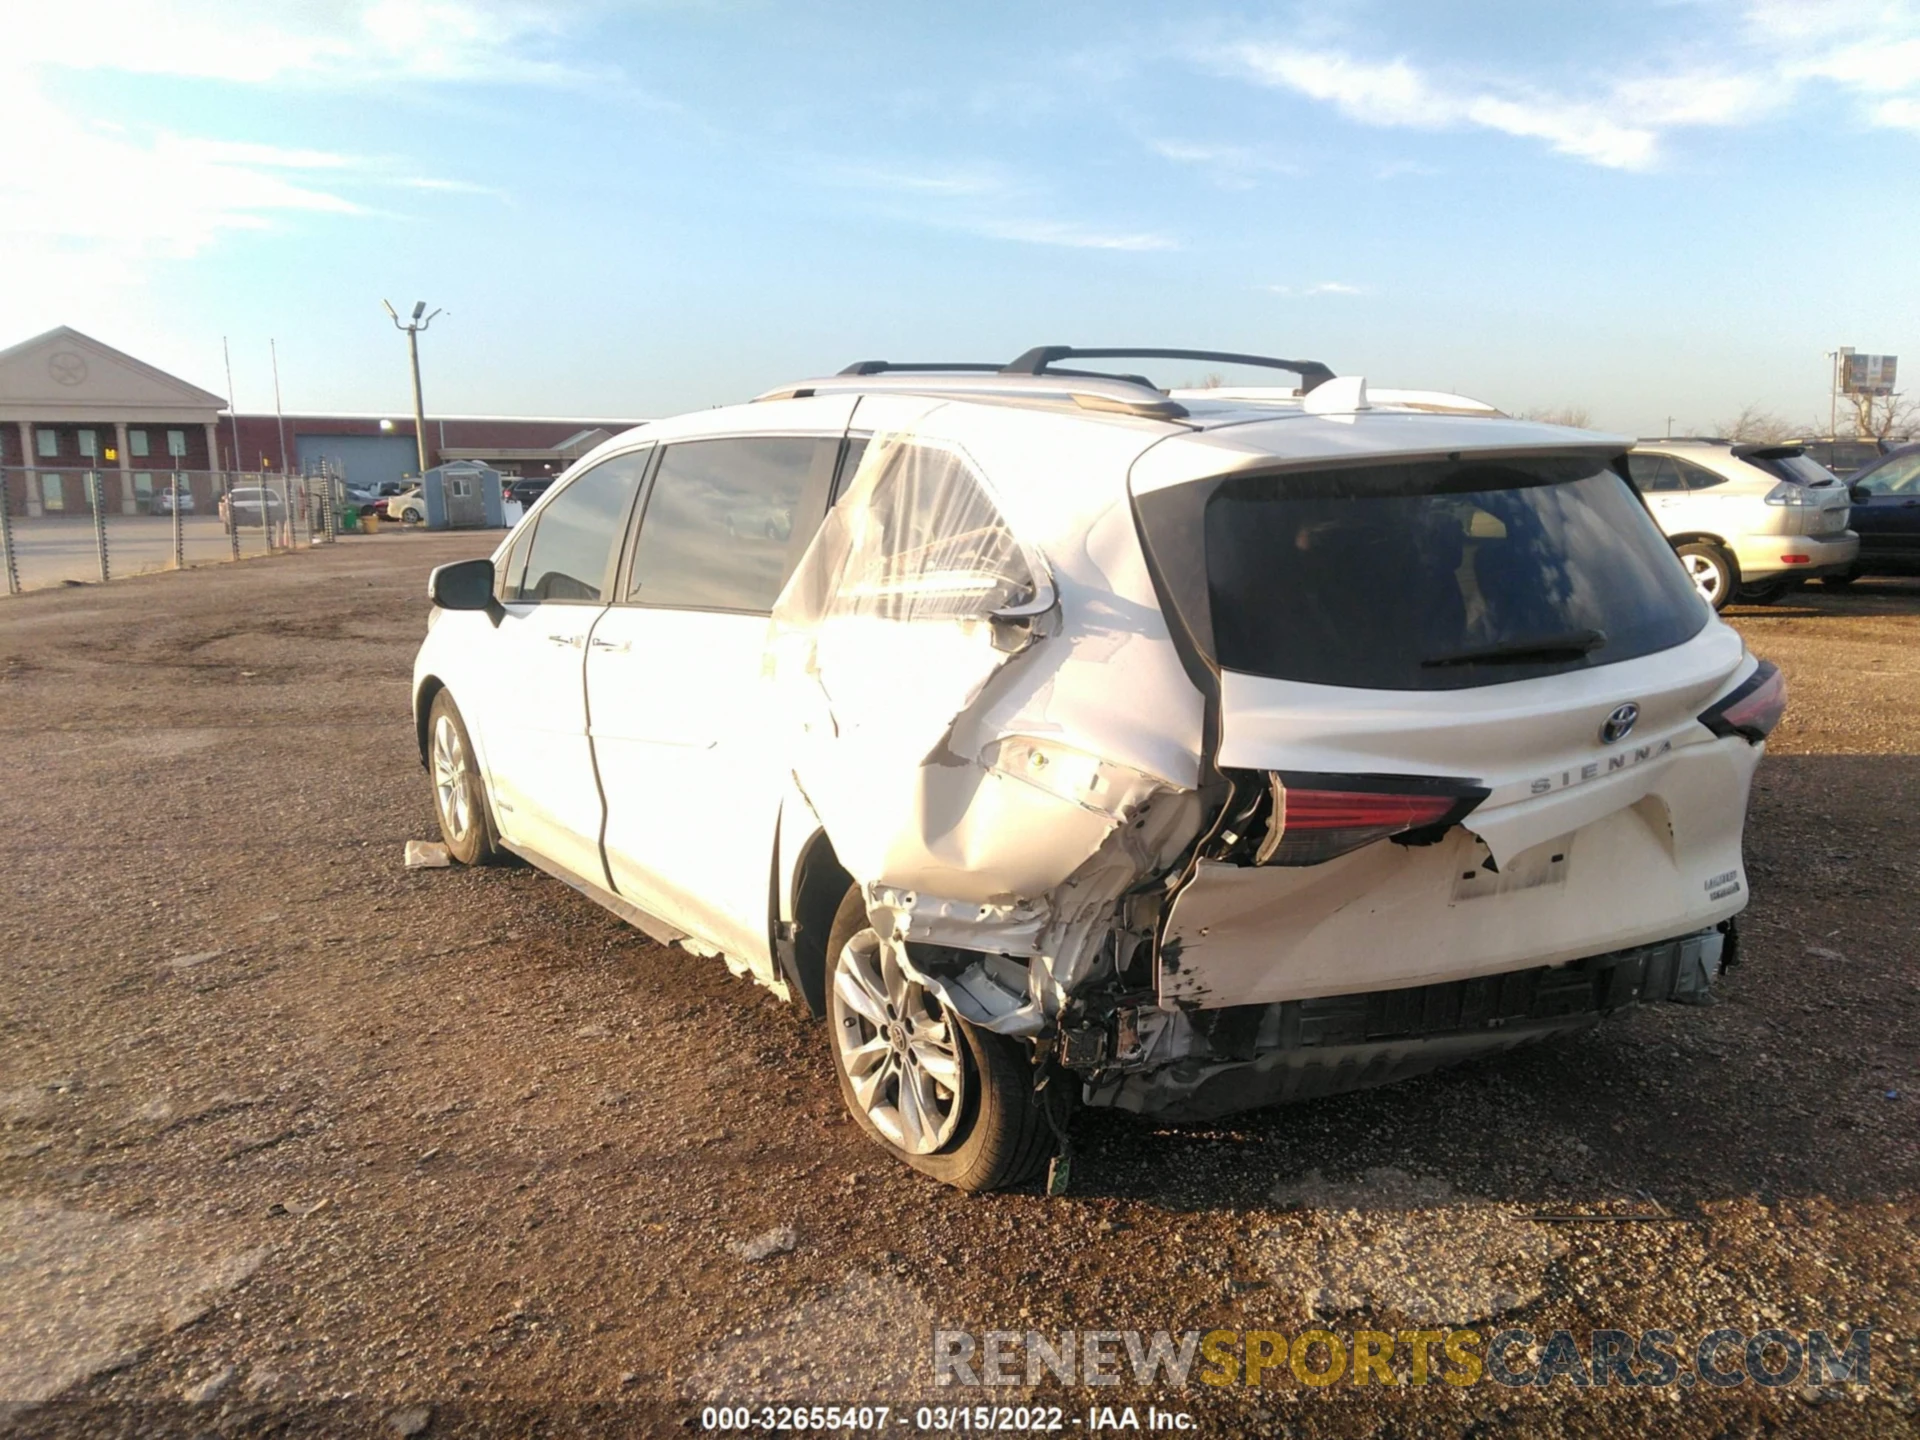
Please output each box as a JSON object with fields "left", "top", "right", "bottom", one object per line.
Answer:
{"left": 1828, "top": 347, "right": 1852, "bottom": 446}
{"left": 270, "top": 338, "right": 290, "bottom": 474}
{"left": 383, "top": 300, "right": 442, "bottom": 477}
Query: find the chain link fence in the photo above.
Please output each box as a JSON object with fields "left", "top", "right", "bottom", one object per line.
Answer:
{"left": 1, "top": 468, "right": 349, "bottom": 595}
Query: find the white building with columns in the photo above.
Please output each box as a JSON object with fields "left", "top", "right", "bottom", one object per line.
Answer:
{"left": 0, "top": 327, "right": 229, "bottom": 517}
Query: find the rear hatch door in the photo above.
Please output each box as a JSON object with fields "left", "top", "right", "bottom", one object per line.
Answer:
{"left": 1131, "top": 445, "right": 1757, "bottom": 1007}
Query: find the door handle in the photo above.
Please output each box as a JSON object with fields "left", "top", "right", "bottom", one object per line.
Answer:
{"left": 589, "top": 638, "right": 631, "bottom": 652}
{"left": 547, "top": 633, "right": 584, "bottom": 648}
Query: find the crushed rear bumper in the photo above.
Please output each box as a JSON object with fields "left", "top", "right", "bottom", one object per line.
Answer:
{"left": 1079, "top": 924, "right": 1729, "bottom": 1120}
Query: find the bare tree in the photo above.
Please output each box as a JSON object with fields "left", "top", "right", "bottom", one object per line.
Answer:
{"left": 1517, "top": 404, "right": 1594, "bottom": 428}
{"left": 1844, "top": 389, "right": 1918, "bottom": 443}
{"left": 1713, "top": 405, "right": 1801, "bottom": 444}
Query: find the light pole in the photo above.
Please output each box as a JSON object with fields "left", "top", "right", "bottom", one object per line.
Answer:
{"left": 383, "top": 299, "right": 443, "bottom": 477}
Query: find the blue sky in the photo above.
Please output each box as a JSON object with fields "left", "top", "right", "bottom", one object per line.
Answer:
{"left": 4, "top": 0, "right": 1917, "bottom": 434}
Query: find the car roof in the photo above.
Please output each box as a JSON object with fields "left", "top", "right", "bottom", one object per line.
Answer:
{"left": 562, "top": 356, "right": 1632, "bottom": 514}
{"left": 1852, "top": 440, "right": 1920, "bottom": 475}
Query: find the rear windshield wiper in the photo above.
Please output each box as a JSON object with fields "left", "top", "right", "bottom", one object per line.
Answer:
{"left": 1421, "top": 629, "right": 1606, "bottom": 668}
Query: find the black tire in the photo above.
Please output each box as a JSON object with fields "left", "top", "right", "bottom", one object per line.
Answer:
{"left": 823, "top": 887, "right": 1054, "bottom": 1192}
{"left": 1673, "top": 541, "right": 1734, "bottom": 612}
{"left": 426, "top": 690, "right": 506, "bottom": 866}
{"left": 1740, "top": 579, "right": 1794, "bottom": 606}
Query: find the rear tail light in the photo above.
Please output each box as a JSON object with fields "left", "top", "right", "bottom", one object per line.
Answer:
{"left": 1780, "top": 554, "right": 1810, "bottom": 564}
{"left": 1763, "top": 482, "right": 1818, "bottom": 507}
{"left": 1699, "top": 660, "right": 1786, "bottom": 743}
{"left": 1249, "top": 773, "right": 1486, "bottom": 866}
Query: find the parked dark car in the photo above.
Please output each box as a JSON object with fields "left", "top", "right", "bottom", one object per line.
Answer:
{"left": 504, "top": 477, "right": 554, "bottom": 507}
{"left": 1793, "top": 437, "right": 1889, "bottom": 477}
{"left": 1827, "top": 442, "right": 1920, "bottom": 584}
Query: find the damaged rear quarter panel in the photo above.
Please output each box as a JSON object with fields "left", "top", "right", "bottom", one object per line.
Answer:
{"left": 770, "top": 400, "right": 1207, "bottom": 1027}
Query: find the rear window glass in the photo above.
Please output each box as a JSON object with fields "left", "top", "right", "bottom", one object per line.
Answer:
{"left": 1202, "top": 458, "right": 1707, "bottom": 691}
{"left": 1748, "top": 452, "right": 1838, "bottom": 487}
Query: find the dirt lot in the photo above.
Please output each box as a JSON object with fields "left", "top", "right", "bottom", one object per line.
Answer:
{"left": 2, "top": 536, "right": 1916, "bottom": 1438}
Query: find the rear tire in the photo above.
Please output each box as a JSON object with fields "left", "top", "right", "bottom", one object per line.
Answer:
{"left": 1674, "top": 542, "right": 1734, "bottom": 611}
{"left": 427, "top": 691, "right": 506, "bottom": 866}
{"left": 823, "top": 887, "right": 1053, "bottom": 1192}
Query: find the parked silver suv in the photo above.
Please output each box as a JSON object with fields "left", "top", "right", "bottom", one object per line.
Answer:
{"left": 1626, "top": 439, "right": 1859, "bottom": 609}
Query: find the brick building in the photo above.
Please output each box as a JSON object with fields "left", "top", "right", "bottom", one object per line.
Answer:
{"left": 0, "top": 327, "right": 644, "bottom": 515}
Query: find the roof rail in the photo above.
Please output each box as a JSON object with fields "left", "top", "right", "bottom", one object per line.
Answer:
{"left": 762, "top": 369, "right": 1191, "bottom": 421}
{"left": 1002, "top": 346, "right": 1336, "bottom": 393}
{"left": 838, "top": 361, "right": 1004, "bottom": 376}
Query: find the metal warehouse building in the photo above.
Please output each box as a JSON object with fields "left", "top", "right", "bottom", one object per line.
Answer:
{"left": 0, "top": 327, "right": 643, "bottom": 516}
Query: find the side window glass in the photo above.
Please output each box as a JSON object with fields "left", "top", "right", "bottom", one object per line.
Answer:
{"left": 830, "top": 435, "right": 870, "bottom": 505}
{"left": 1626, "top": 455, "right": 1679, "bottom": 492}
{"left": 627, "top": 437, "right": 839, "bottom": 612}
{"left": 520, "top": 450, "right": 647, "bottom": 603}
{"left": 1680, "top": 461, "right": 1727, "bottom": 491}
{"left": 1865, "top": 455, "right": 1920, "bottom": 495}
{"left": 496, "top": 523, "right": 535, "bottom": 602}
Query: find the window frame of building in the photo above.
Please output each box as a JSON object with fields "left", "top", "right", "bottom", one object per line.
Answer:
{"left": 130, "top": 430, "right": 151, "bottom": 459}
{"left": 166, "top": 430, "right": 187, "bottom": 459}
{"left": 36, "top": 428, "right": 58, "bottom": 459}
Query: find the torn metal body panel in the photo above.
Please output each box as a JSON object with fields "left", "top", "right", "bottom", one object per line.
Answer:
{"left": 1084, "top": 928, "right": 1728, "bottom": 1120}
{"left": 1154, "top": 635, "right": 1760, "bottom": 1011}
{"left": 771, "top": 397, "right": 1210, "bottom": 1039}
{"left": 759, "top": 391, "right": 1774, "bottom": 1119}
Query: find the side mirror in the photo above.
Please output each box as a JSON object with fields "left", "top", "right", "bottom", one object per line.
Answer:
{"left": 428, "top": 557, "right": 497, "bottom": 612}
{"left": 1849, "top": 483, "right": 1872, "bottom": 505}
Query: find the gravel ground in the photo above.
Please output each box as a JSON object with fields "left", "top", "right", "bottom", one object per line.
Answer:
{"left": 1, "top": 538, "right": 1915, "bottom": 1438}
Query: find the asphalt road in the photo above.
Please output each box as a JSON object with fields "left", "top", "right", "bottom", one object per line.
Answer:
{"left": 1, "top": 539, "right": 1916, "bottom": 1437}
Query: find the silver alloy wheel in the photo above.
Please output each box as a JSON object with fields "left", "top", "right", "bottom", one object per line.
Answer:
{"left": 431, "top": 712, "right": 473, "bottom": 843}
{"left": 829, "top": 929, "right": 966, "bottom": 1155}
{"left": 1683, "top": 551, "right": 1724, "bottom": 604}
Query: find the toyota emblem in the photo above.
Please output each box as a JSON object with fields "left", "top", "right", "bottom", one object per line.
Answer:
{"left": 1600, "top": 703, "right": 1639, "bottom": 744}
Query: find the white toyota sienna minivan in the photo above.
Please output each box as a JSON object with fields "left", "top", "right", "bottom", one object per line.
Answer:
{"left": 412, "top": 347, "right": 1784, "bottom": 1191}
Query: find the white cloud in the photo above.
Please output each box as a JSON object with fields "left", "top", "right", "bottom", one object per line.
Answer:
{"left": 1749, "top": 0, "right": 1920, "bottom": 135}
{"left": 1148, "top": 139, "right": 1303, "bottom": 188}
{"left": 0, "top": 3, "right": 531, "bottom": 328}
{"left": 973, "top": 219, "right": 1177, "bottom": 252}
{"left": 1230, "top": 48, "right": 1454, "bottom": 129}
{"left": 1264, "top": 281, "right": 1368, "bottom": 297}
{"left": 1375, "top": 158, "right": 1441, "bottom": 179}
{"left": 1220, "top": 44, "right": 1666, "bottom": 169}
{"left": 824, "top": 159, "right": 1177, "bottom": 252}
{"left": 1216, "top": 3, "right": 1920, "bottom": 168}
{"left": 1873, "top": 94, "right": 1920, "bottom": 129}
{"left": 822, "top": 163, "right": 1009, "bottom": 199}
{"left": 4, "top": 0, "right": 602, "bottom": 86}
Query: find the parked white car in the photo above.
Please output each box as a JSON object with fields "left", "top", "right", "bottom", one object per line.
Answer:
{"left": 412, "top": 347, "right": 1782, "bottom": 1190}
{"left": 218, "top": 485, "right": 287, "bottom": 528}
{"left": 1625, "top": 439, "right": 1859, "bottom": 610}
{"left": 386, "top": 486, "right": 427, "bottom": 524}
{"left": 151, "top": 484, "right": 196, "bottom": 516}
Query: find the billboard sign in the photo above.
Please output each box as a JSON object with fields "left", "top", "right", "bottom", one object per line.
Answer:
{"left": 1841, "top": 353, "right": 1898, "bottom": 396}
